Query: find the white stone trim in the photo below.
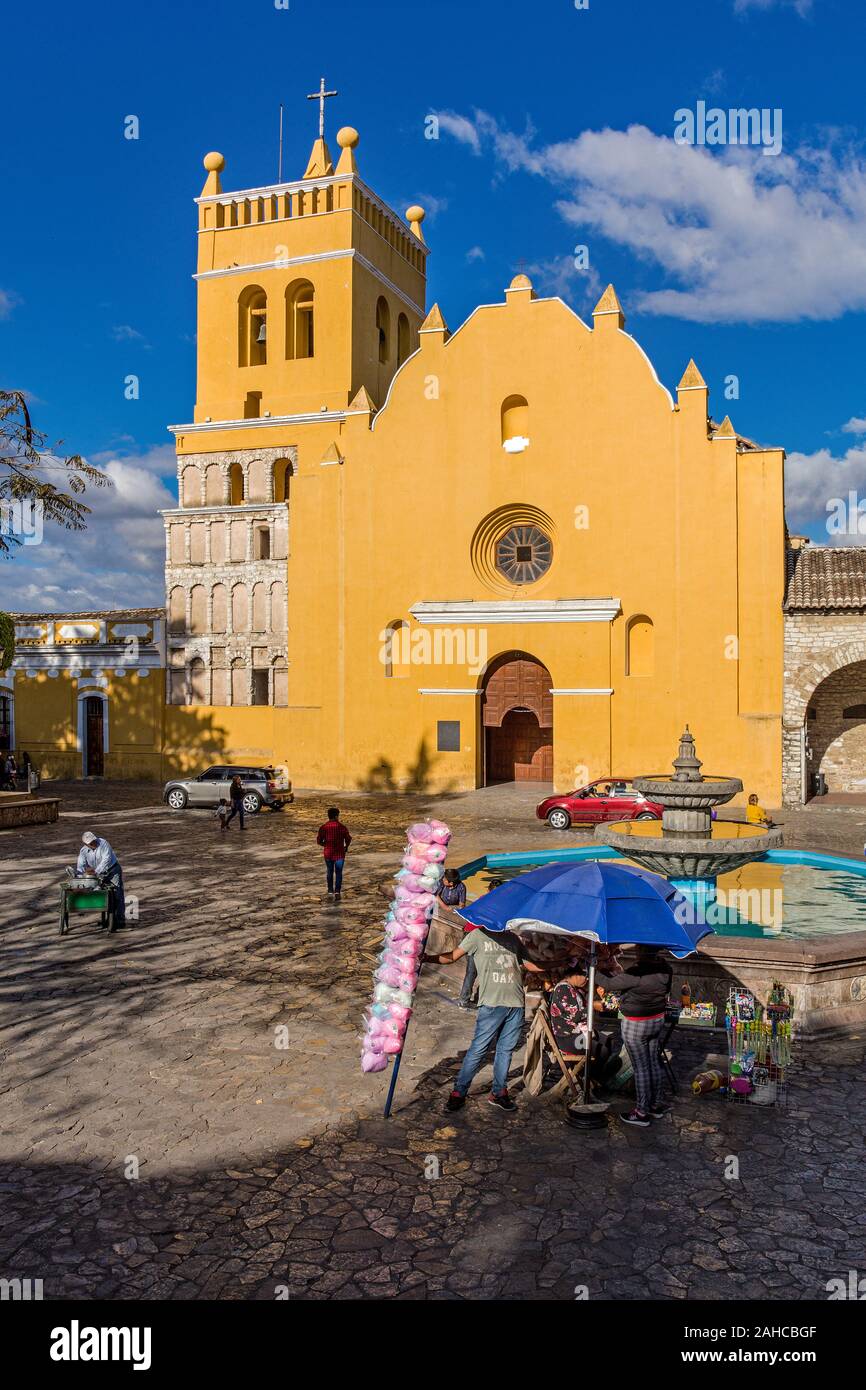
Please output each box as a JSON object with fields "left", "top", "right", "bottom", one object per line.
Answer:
{"left": 549, "top": 687, "right": 614, "bottom": 696}
{"left": 194, "top": 247, "right": 424, "bottom": 317}
{"left": 167, "top": 409, "right": 362, "bottom": 437}
{"left": 418, "top": 688, "right": 481, "bottom": 695}
{"left": 410, "top": 599, "right": 621, "bottom": 625}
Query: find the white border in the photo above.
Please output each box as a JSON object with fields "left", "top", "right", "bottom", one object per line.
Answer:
{"left": 410, "top": 599, "right": 621, "bottom": 625}
{"left": 76, "top": 688, "right": 109, "bottom": 774}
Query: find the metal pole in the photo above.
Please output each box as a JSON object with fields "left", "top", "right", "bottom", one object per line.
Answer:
{"left": 278, "top": 104, "right": 283, "bottom": 184}
{"left": 383, "top": 915, "right": 435, "bottom": 1119}
{"left": 582, "top": 941, "right": 598, "bottom": 1106}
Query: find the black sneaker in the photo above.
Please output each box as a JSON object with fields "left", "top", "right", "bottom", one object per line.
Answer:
{"left": 488, "top": 1090, "right": 517, "bottom": 1113}
{"left": 445, "top": 1091, "right": 466, "bottom": 1112}
{"left": 620, "top": 1108, "right": 651, "bottom": 1128}
{"left": 649, "top": 1101, "right": 673, "bottom": 1118}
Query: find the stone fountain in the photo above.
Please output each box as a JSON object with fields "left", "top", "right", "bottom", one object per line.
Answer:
{"left": 594, "top": 727, "right": 782, "bottom": 882}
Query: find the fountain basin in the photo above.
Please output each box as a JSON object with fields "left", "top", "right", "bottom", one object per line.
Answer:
{"left": 595, "top": 816, "right": 784, "bottom": 879}
{"left": 633, "top": 774, "right": 744, "bottom": 811}
{"left": 455, "top": 846, "right": 866, "bottom": 1037}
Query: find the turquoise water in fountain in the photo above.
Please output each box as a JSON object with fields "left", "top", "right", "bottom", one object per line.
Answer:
{"left": 456, "top": 848, "right": 866, "bottom": 940}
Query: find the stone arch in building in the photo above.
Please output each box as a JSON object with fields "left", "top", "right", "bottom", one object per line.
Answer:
{"left": 480, "top": 651, "right": 553, "bottom": 785}
{"left": 784, "top": 638, "right": 866, "bottom": 803}
{"left": 801, "top": 652, "right": 866, "bottom": 799}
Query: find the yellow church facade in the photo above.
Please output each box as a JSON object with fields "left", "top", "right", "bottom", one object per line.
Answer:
{"left": 6, "top": 119, "right": 786, "bottom": 802}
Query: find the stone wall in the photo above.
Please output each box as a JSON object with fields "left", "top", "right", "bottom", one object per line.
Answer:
{"left": 163, "top": 447, "right": 295, "bottom": 708}
{"left": 783, "top": 612, "right": 866, "bottom": 803}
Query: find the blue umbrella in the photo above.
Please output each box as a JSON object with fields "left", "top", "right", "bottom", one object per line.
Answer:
{"left": 459, "top": 860, "right": 711, "bottom": 957}
{"left": 459, "top": 860, "right": 714, "bottom": 1111}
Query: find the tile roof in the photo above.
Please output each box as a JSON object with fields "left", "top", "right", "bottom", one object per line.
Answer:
{"left": 11, "top": 608, "right": 163, "bottom": 622}
{"left": 785, "top": 546, "right": 866, "bottom": 611}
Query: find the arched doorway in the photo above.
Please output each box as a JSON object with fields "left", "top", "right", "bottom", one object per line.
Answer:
{"left": 81, "top": 694, "right": 106, "bottom": 777}
{"left": 804, "top": 660, "right": 866, "bottom": 797}
{"left": 481, "top": 652, "right": 553, "bottom": 784}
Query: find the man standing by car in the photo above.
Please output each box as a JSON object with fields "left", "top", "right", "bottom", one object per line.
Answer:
{"left": 77, "top": 830, "right": 126, "bottom": 928}
{"left": 316, "top": 807, "right": 352, "bottom": 899}
{"left": 224, "top": 775, "right": 246, "bottom": 832}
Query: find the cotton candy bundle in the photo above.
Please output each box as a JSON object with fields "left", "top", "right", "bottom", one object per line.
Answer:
{"left": 360, "top": 819, "right": 451, "bottom": 1074}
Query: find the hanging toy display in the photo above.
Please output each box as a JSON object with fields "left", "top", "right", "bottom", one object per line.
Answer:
{"left": 724, "top": 982, "right": 793, "bottom": 1108}
{"left": 360, "top": 818, "right": 452, "bottom": 1074}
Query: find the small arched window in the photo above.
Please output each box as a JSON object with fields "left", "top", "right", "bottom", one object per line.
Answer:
{"left": 501, "top": 395, "right": 530, "bottom": 452}
{"left": 842, "top": 704, "right": 866, "bottom": 719}
{"left": 204, "top": 463, "right": 223, "bottom": 505}
{"left": 189, "top": 658, "right": 208, "bottom": 706}
{"left": 286, "top": 280, "right": 315, "bottom": 359}
{"left": 252, "top": 582, "right": 267, "bottom": 632}
{"left": 376, "top": 297, "right": 391, "bottom": 364}
{"left": 181, "top": 465, "right": 201, "bottom": 507}
{"left": 273, "top": 656, "right": 288, "bottom": 708}
{"left": 229, "top": 463, "right": 244, "bottom": 505}
{"left": 397, "top": 313, "right": 411, "bottom": 366}
{"left": 168, "top": 587, "right": 186, "bottom": 635}
{"left": 626, "top": 615, "right": 654, "bottom": 677}
{"left": 189, "top": 584, "right": 207, "bottom": 636}
{"left": 273, "top": 457, "right": 292, "bottom": 504}
{"left": 231, "top": 583, "right": 249, "bottom": 633}
{"left": 384, "top": 620, "right": 410, "bottom": 678}
{"left": 231, "top": 657, "right": 248, "bottom": 706}
{"left": 212, "top": 583, "right": 227, "bottom": 634}
{"left": 238, "top": 285, "right": 267, "bottom": 367}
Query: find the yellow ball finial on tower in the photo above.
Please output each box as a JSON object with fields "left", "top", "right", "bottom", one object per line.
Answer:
{"left": 406, "top": 205, "right": 426, "bottom": 243}
{"left": 335, "top": 127, "right": 360, "bottom": 175}
{"left": 201, "top": 151, "right": 225, "bottom": 196}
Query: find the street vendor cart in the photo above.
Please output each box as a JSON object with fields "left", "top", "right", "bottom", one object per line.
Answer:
{"left": 59, "top": 874, "right": 118, "bottom": 936}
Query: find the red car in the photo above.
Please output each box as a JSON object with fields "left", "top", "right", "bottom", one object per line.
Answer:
{"left": 536, "top": 779, "right": 663, "bottom": 831}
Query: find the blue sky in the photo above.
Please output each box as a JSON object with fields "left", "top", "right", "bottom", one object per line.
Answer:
{"left": 3, "top": 0, "right": 866, "bottom": 608}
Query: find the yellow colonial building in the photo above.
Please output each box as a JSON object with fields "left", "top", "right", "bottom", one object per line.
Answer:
{"left": 6, "top": 116, "right": 789, "bottom": 802}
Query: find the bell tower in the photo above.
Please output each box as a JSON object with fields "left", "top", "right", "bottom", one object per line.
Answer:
{"left": 193, "top": 107, "right": 428, "bottom": 424}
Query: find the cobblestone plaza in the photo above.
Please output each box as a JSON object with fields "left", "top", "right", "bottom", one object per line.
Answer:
{"left": 1, "top": 784, "right": 864, "bottom": 1301}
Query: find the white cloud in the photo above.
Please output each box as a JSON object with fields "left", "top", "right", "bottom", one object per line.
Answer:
{"left": 1, "top": 444, "right": 176, "bottom": 611}
{"left": 438, "top": 113, "right": 866, "bottom": 324}
{"left": 734, "top": 0, "right": 813, "bottom": 16}
{"left": 0, "top": 288, "right": 21, "bottom": 319}
{"left": 466, "top": 245, "right": 485, "bottom": 263}
{"left": 111, "top": 324, "right": 149, "bottom": 346}
{"left": 434, "top": 111, "right": 482, "bottom": 154}
{"left": 786, "top": 443, "right": 866, "bottom": 543}
{"left": 841, "top": 417, "right": 866, "bottom": 435}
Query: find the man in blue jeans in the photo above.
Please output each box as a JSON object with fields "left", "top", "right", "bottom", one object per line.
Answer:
{"left": 426, "top": 928, "right": 544, "bottom": 1112}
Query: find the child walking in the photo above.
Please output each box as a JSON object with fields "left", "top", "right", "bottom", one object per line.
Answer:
{"left": 214, "top": 798, "right": 230, "bottom": 832}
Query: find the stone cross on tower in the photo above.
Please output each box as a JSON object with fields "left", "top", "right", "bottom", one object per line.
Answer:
{"left": 307, "top": 77, "right": 338, "bottom": 139}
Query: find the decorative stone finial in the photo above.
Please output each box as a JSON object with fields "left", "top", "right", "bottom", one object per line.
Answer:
{"left": 672, "top": 726, "right": 703, "bottom": 782}
{"left": 201, "top": 152, "right": 225, "bottom": 196}
{"left": 420, "top": 302, "right": 448, "bottom": 337}
{"left": 406, "top": 205, "right": 426, "bottom": 242}
{"left": 677, "top": 359, "right": 707, "bottom": 391}
{"left": 592, "top": 283, "right": 625, "bottom": 326}
{"left": 335, "top": 127, "right": 360, "bottom": 175}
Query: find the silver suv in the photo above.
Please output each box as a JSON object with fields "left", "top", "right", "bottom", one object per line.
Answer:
{"left": 163, "top": 765, "right": 293, "bottom": 814}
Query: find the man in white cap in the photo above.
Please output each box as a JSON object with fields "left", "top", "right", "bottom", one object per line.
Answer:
{"left": 77, "top": 831, "right": 126, "bottom": 926}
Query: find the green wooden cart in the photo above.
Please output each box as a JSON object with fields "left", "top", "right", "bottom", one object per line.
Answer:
{"left": 59, "top": 876, "right": 117, "bottom": 936}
